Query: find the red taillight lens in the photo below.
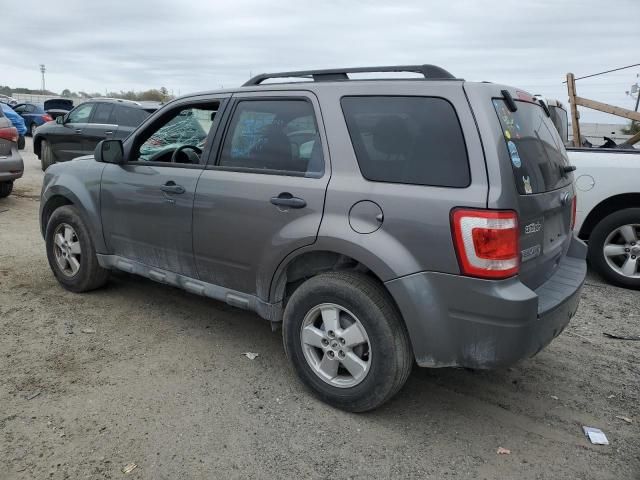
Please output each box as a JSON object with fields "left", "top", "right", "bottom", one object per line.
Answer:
{"left": 0, "top": 126, "right": 18, "bottom": 143}
{"left": 42, "top": 114, "right": 53, "bottom": 122}
{"left": 570, "top": 195, "right": 577, "bottom": 230}
{"left": 451, "top": 209, "right": 519, "bottom": 279}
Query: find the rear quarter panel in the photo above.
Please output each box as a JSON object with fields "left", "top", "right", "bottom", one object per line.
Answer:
{"left": 302, "top": 81, "right": 488, "bottom": 281}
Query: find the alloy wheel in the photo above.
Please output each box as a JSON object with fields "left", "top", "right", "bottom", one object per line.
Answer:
{"left": 603, "top": 224, "right": 640, "bottom": 278}
{"left": 300, "top": 303, "right": 371, "bottom": 388}
{"left": 52, "top": 223, "right": 82, "bottom": 277}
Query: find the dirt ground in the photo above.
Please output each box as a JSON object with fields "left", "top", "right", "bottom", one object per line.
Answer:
{"left": 1, "top": 140, "right": 638, "bottom": 480}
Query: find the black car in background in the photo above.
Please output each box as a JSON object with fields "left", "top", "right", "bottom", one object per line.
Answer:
{"left": 34, "top": 98, "right": 159, "bottom": 170}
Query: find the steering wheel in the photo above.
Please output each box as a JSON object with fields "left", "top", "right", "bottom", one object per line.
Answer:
{"left": 171, "top": 145, "right": 202, "bottom": 164}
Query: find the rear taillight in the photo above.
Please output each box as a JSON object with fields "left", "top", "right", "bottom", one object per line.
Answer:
{"left": 0, "top": 126, "right": 18, "bottom": 143}
{"left": 451, "top": 208, "right": 519, "bottom": 279}
{"left": 42, "top": 114, "right": 53, "bottom": 122}
{"left": 570, "top": 195, "right": 577, "bottom": 230}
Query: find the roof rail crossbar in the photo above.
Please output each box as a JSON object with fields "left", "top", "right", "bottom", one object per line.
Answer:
{"left": 243, "top": 64, "right": 456, "bottom": 86}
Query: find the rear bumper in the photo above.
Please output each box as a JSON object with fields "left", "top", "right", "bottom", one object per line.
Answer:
{"left": 0, "top": 148, "right": 24, "bottom": 182}
{"left": 386, "top": 234, "right": 587, "bottom": 369}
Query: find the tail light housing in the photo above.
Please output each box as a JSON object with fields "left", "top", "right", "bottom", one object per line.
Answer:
{"left": 570, "top": 195, "right": 577, "bottom": 230}
{"left": 451, "top": 208, "right": 519, "bottom": 279}
{"left": 42, "top": 114, "right": 53, "bottom": 122}
{"left": 0, "top": 126, "right": 19, "bottom": 143}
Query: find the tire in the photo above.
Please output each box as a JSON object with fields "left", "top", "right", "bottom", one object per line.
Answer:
{"left": 41, "top": 140, "right": 56, "bottom": 171}
{"left": 588, "top": 208, "right": 640, "bottom": 289}
{"left": 283, "top": 271, "right": 413, "bottom": 412}
{"left": 30, "top": 122, "right": 37, "bottom": 137}
{"left": 0, "top": 181, "right": 13, "bottom": 198}
{"left": 45, "top": 205, "right": 110, "bottom": 292}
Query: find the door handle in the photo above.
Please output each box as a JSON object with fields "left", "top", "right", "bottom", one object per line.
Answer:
{"left": 270, "top": 192, "right": 306, "bottom": 209}
{"left": 160, "top": 181, "right": 185, "bottom": 194}
{"left": 75, "top": 128, "right": 82, "bottom": 134}
{"left": 104, "top": 131, "right": 113, "bottom": 135}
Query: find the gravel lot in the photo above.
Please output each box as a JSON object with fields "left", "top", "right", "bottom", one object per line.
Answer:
{"left": 1, "top": 140, "right": 638, "bottom": 480}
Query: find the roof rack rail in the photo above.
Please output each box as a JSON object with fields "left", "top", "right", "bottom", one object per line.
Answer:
{"left": 243, "top": 64, "right": 457, "bottom": 86}
{"left": 91, "top": 97, "right": 142, "bottom": 106}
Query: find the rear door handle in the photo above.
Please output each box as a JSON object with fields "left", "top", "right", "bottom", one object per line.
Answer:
{"left": 75, "top": 128, "right": 82, "bottom": 134}
{"left": 160, "top": 181, "right": 185, "bottom": 194}
{"left": 104, "top": 131, "right": 113, "bottom": 136}
{"left": 270, "top": 192, "right": 306, "bottom": 209}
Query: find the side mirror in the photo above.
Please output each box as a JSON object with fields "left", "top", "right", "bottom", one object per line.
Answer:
{"left": 56, "top": 115, "right": 64, "bottom": 124}
{"left": 95, "top": 139, "right": 124, "bottom": 164}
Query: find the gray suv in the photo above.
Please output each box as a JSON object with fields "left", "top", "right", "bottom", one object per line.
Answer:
{"left": 40, "top": 65, "right": 587, "bottom": 411}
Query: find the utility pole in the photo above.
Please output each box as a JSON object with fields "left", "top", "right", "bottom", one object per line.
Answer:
{"left": 40, "top": 64, "right": 46, "bottom": 94}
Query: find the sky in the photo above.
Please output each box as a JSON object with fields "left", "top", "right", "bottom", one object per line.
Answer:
{"left": 1, "top": 0, "right": 638, "bottom": 123}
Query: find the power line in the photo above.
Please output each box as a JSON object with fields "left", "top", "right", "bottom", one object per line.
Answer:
{"left": 562, "top": 63, "right": 640, "bottom": 83}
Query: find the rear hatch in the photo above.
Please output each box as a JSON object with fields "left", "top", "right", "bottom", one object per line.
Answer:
{"left": 491, "top": 93, "right": 575, "bottom": 289}
{"left": 44, "top": 99, "right": 74, "bottom": 112}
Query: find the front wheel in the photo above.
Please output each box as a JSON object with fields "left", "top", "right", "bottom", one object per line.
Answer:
{"left": 45, "top": 205, "right": 110, "bottom": 292}
{"left": 283, "top": 271, "right": 413, "bottom": 412}
{"left": 588, "top": 208, "right": 640, "bottom": 289}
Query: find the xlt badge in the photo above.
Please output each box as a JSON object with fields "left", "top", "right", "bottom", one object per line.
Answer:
{"left": 524, "top": 221, "right": 543, "bottom": 235}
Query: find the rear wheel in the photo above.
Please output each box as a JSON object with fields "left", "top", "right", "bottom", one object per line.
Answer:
{"left": 283, "top": 271, "right": 413, "bottom": 412}
{"left": 41, "top": 140, "right": 56, "bottom": 171}
{"left": 588, "top": 208, "right": 640, "bottom": 289}
{"left": 45, "top": 205, "right": 110, "bottom": 292}
{"left": 0, "top": 181, "right": 13, "bottom": 198}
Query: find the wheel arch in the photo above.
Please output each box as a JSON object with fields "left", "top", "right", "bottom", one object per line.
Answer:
{"left": 579, "top": 193, "right": 640, "bottom": 241}
{"left": 268, "top": 246, "right": 404, "bottom": 319}
{"left": 40, "top": 183, "right": 107, "bottom": 253}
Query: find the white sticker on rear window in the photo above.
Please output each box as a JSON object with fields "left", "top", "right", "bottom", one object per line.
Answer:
{"left": 522, "top": 175, "right": 532, "bottom": 194}
{"left": 507, "top": 140, "right": 521, "bottom": 168}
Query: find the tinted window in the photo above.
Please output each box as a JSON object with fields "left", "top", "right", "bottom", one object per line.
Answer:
{"left": 493, "top": 99, "right": 570, "bottom": 194}
{"left": 218, "top": 100, "right": 323, "bottom": 176}
{"left": 91, "top": 103, "right": 114, "bottom": 124}
{"left": 67, "top": 103, "right": 94, "bottom": 123}
{"left": 341, "top": 96, "right": 469, "bottom": 187}
{"left": 115, "top": 106, "right": 149, "bottom": 127}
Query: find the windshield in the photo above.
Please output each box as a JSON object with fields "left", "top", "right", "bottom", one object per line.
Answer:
{"left": 493, "top": 99, "right": 571, "bottom": 194}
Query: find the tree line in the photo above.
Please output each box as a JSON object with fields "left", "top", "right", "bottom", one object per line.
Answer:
{"left": 1, "top": 85, "right": 174, "bottom": 102}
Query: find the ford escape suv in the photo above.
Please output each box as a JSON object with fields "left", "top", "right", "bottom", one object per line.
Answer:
{"left": 39, "top": 65, "right": 587, "bottom": 412}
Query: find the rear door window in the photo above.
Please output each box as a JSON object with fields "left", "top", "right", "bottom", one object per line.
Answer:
{"left": 340, "top": 96, "right": 470, "bottom": 187}
{"left": 492, "top": 99, "right": 571, "bottom": 194}
{"left": 115, "top": 106, "right": 149, "bottom": 127}
{"left": 91, "top": 103, "right": 114, "bottom": 124}
{"left": 218, "top": 99, "right": 324, "bottom": 176}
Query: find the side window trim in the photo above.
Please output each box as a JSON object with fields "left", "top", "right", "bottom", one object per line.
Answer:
{"left": 208, "top": 95, "right": 325, "bottom": 178}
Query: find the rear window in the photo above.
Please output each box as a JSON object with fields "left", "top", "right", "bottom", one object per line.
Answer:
{"left": 492, "top": 99, "right": 571, "bottom": 194}
{"left": 341, "top": 96, "right": 470, "bottom": 187}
